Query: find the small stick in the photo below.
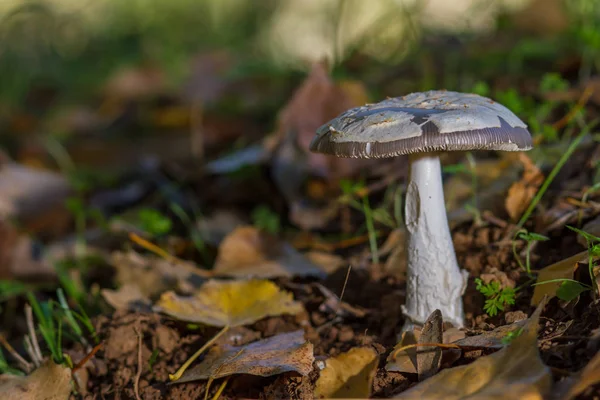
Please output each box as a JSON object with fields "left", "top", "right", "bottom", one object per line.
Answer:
{"left": 0, "top": 334, "right": 32, "bottom": 373}
{"left": 72, "top": 341, "right": 104, "bottom": 373}
{"left": 211, "top": 377, "right": 230, "bottom": 400}
{"left": 339, "top": 265, "right": 352, "bottom": 303}
{"left": 25, "top": 305, "right": 43, "bottom": 366}
{"left": 134, "top": 327, "right": 143, "bottom": 400}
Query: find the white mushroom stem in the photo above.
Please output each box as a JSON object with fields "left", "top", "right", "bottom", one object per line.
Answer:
{"left": 402, "top": 152, "right": 468, "bottom": 331}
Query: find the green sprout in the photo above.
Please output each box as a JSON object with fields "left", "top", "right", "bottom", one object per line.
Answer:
{"left": 251, "top": 205, "right": 280, "bottom": 235}
{"left": 475, "top": 278, "right": 516, "bottom": 317}
{"left": 501, "top": 327, "right": 524, "bottom": 345}
{"left": 512, "top": 230, "right": 550, "bottom": 276}
{"left": 137, "top": 208, "right": 173, "bottom": 237}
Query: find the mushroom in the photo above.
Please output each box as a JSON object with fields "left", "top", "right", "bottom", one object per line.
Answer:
{"left": 309, "top": 90, "right": 532, "bottom": 330}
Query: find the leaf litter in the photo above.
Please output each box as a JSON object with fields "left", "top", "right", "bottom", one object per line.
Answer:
{"left": 3, "top": 7, "right": 600, "bottom": 399}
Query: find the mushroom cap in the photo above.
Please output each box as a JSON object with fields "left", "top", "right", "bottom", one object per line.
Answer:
{"left": 310, "top": 90, "right": 532, "bottom": 158}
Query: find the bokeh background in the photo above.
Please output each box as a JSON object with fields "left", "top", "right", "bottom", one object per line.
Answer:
{"left": 1, "top": 0, "right": 598, "bottom": 170}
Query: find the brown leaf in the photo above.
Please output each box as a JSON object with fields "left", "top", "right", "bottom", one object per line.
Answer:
{"left": 417, "top": 310, "right": 443, "bottom": 381}
{"left": 560, "top": 350, "right": 600, "bottom": 399}
{"left": 394, "top": 300, "right": 551, "bottom": 399}
{"left": 314, "top": 347, "right": 379, "bottom": 399}
{"left": 0, "top": 360, "right": 71, "bottom": 400}
{"left": 101, "top": 283, "right": 152, "bottom": 312}
{"left": 276, "top": 61, "right": 370, "bottom": 180}
{"left": 531, "top": 250, "right": 589, "bottom": 305}
{"left": 505, "top": 154, "right": 544, "bottom": 221}
{"left": 213, "top": 226, "right": 326, "bottom": 278}
{"left": 176, "top": 330, "right": 314, "bottom": 383}
{"left": 386, "top": 310, "right": 445, "bottom": 377}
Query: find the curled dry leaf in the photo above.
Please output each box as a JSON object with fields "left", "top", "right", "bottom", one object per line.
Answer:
{"left": 531, "top": 250, "right": 589, "bottom": 305}
{"left": 386, "top": 309, "right": 444, "bottom": 379}
{"left": 154, "top": 279, "right": 304, "bottom": 326}
{"left": 505, "top": 153, "right": 544, "bottom": 222}
{"left": 394, "top": 300, "right": 551, "bottom": 400}
{"left": 314, "top": 347, "right": 379, "bottom": 399}
{"left": 0, "top": 360, "right": 71, "bottom": 400}
{"left": 213, "top": 226, "right": 327, "bottom": 278}
{"left": 176, "top": 330, "right": 314, "bottom": 384}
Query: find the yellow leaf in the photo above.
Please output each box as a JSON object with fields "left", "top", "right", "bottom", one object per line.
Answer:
{"left": 176, "top": 330, "right": 314, "bottom": 383}
{"left": 531, "top": 251, "right": 588, "bottom": 305}
{"left": 0, "top": 361, "right": 71, "bottom": 400}
{"left": 154, "top": 279, "right": 304, "bottom": 326}
{"left": 314, "top": 347, "right": 379, "bottom": 399}
{"left": 394, "top": 300, "right": 551, "bottom": 400}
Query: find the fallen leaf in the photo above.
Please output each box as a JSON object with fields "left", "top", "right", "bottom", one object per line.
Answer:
{"left": 212, "top": 226, "right": 326, "bottom": 278}
{"left": 417, "top": 310, "right": 443, "bottom": 381}
{"left": 453, "top": 321, "right": 529, "bottom": 350}
{"left": 531, "top": 250, "right": 589, "bottom": 305}
{"left": 101, "top": 283, "right": 152, "bottom": 312}
{"left": 394, "top": 300, "right": 551, "bottom": 399}
{"left": 0, "top": 360, "right": 71, "bottom": 400}
{"left": 0, "top": 161, "right": 72, "bottom": 233}
{"left": 505, "top": 153, "right": 544, "bottom": 221}
{"left": 386, "top": 310, "right": 445, "bottom": 378}
{"left": 314, "top": 347, "right": 379, "bottom": 399}
{"left": 111, "top": 250, "right": 205, "bottom": 299}
{"left": 154, "top": 279, "right": 304, "bottom": 326}
{"left": 560, "top": 350, "right": 600, "bottom": 399}
{"left": 276, "top": 61, "right": 370, "bottom": 180}
{"left": 304, "top": 251, "right": 345, "bottom": 275}
{"left": 176, "top": 330, "right": 314, "bottom": 383}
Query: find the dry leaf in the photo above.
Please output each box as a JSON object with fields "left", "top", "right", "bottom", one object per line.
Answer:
{"left": 276, "top": 61, "right": 370, "bottom": 180}
{"left": 111, "top": 250, "right": 206, "bottom": 299}
{"left": 176, "top": 330, "right": 314, "bottom": 383}
{"left": 386, "top": 310, "right": 444, "bottom": 378}
{"left": 0, "top": 161, "right": 72, "bottom": 237}
{"left": 212, "top": 226, "right": 326, "bottom": 278}
{"left": 505, "top": 153, "right": 544, "bottom": 221}
{"left": 154, "top": 279, "right": 304, "bottom": 326}
{"left": 101, "top": 283, "right": 152, "bottom": 312}
{"left": 394, "top": 301, "right": 551, "bottom": 399}
{"left": 453, "top": 321, "right": 528, "bottom": 350}
{"left": 0, "top": 360, "right": 71, "bottom": 400}
{"left": 314, "top": 347, "right": 379, "bottom": 399}
{"left": 531, "top": 250, "right": 589, "bottom": 305}
{"left": 560, "top": 350, "right": 600, "bottom": 399}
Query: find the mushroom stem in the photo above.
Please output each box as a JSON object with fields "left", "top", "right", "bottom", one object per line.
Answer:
{"left": 402, "top": 152, "right": 468, "bottom": 331}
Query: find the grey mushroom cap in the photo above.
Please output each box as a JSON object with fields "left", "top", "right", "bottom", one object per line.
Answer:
{"left": 310, "top": 90, "right": 532, "bottom": 158}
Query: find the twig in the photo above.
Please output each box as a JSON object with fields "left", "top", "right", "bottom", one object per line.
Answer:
{"left": 552, "top": 85, "right": 595, "bottom": 131}
{"left": 134, "top": 327, "right": 143, "bottom": 400}
{"left": 129, "top": 232, "right": 212, "bottom": 277}
{"left": 72, "top": 341, "right": 104, "bottom": 374}
{"left": 170, "top": 325, "right": 230, "bottom": 381}
{"left": 211, "top": 377, "right": 230, "bottom": 400}
{"left": 338, "top": 265, "right": 352, "bottom": 303}
{"left": 0, "top": 334, "right": 32, "bottom": 373}
{"left": 25, "top": 305, "right": 43, "bottom": 366}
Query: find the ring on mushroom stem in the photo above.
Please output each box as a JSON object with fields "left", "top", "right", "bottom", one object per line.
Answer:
{"left": 309, "top": 90, "right": 532, "bottom": 331}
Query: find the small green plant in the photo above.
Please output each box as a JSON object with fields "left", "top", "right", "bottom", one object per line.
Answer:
{"left": 533, "top": 226, "right": 600, "bottom": 302}
{"left": 501, "top": 327, "right": 524, "bottom": 345}
{"left": 512, "top": 230, "right": 550, "bottom": 276}
{"left": 26, "top": 293, "right": 64, "bottom": 364}
{"left": 251, "top": 205, "right": 281, "bottom": 235}
{"left": 137, "top": 208, "right": 173, "bottom": 237}
{"left": 475, "top": 278, "right": 516, "bottom": 317}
